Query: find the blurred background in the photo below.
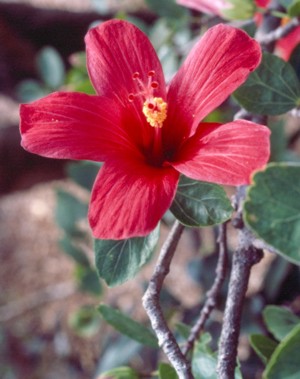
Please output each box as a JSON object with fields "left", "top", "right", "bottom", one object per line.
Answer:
{"left": 1, "top": 1, "right": 300, "bottom": 378}
{"left": 0, "top": 1, "right": 196, "bottom": 378}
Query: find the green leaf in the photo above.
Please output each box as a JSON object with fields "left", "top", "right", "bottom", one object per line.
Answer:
{"left": 269, "top": 120, "right": 287, "bottom": 162}
{"left": 59, "top": 236, "right": 90, "bottom": 267}
{"left": 263, "top": 306, "right": 300, "bottom": 341}
{"left": 170, "top": 176, "right": 233, "bottom": 227}
{"left": 96, "top": 337, "right": 141, "bottom": 373}
{"left": 278, "top": 0, "right": 294, "bottom": 8}
{"left": 145, "top": 0, "right": 187, "bottom": 19}
{"left": 55, "top": 189, "right": 88, "bottom": 235}
{"left": 69, "top": 78, "right": 95, "bottom": 95}
{"left": 68, "top": 306, "right": 101, "bottom": 337}
{"left": 159, "top": 363, "right": 178, "bottom": 379}
{"left": 37, "top": 46, "right": 65, "bottom": 89}
{"left": 221, "top": 0, "right": 256, "bottom": 20}
{"left": 290, "top": 44, "right": 300, "bottom": 80}
{"left": 244, "top": 163, "right": 300, "bottom": 265}
{"left": 94, "top": 226, "right": 159, "bottom": 287}
{"left": 67, "top": 161, "right": 101, "bottom": 191}
{"left": 175, "top": 322, "right": 191, "bottom": 340}
{"left": 66, "top": 51, "right": 95, "bottom": 94}
{"left": 16, "top": 79, "right": 48, "bottom": 102}
{"left": 75, "top": 266, "right": 102, "bottom": 296}
{"left": 192, "top": 349, "right": 217, "bottom": 379}
{"left": 98, "top": 304, "right": 158, "bottom": 348}
{"left": 233, "top": 52, "right": 300, "bottom": 115}
{"left": 288, "top": 0, "right": 300, "bottom": 16}
{"left": 149, "top": 19, "right": 173, "bottom": 50}
{"left": 98, "top": 367, "right": 139, "bottom": 379}
{"left": 250, "top": 334, "right": 278, "bottom": 364}
{"left": 192, "top": 335, "right": 242, "bottom": 379}
{"left": 192, "top": 334, "right": 216, "bottom": 379}
{"left": 263, "top": 256, "right": 291, "bottom": 302}
{"left": 263, "top": 324, "right": 300, "bottom": 379}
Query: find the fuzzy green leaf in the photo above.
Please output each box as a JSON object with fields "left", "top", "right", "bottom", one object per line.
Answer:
{"left": 59, "top": 236, "right": 90, "bottom": 267}
{"left": 68, "top": 306, "right": 101, "bottom": 338}
{"left": 145, "top": 0, "right": 187, "bottom": 18}
{"left": 288, "top": 0, "right": 300, "bottom": 16}
{"left": 263, "top": 306, "right": 300, "bottom": 341}
{"left": 37, "top": 46, "right": 65, "bottom": 89}
{"left": 263, "top": 324, "right": 300, "bottom": 379}
{"left": 221, "top": 0, "right": 255, "bottom": 20}
{"left": 170, "top": 176, "right": 233, "bottom": 227}
{"left": 98, "top": 367, "right": 139, "bottom": 379}
{"left": 67, "top": 161, "right": 101, "bottom": 191}
{"left": 250, "top": 334, "right": 278, "bottom": 364}
{"left": 94, "top": 226, "right": 159, "bottom": 286}
{"left": 75, "top": 266, "right": 102, "bottom": 296}
{"left": 98, "top": 304, "right": 158, "bottom": 348}
{"left": 244, "top": 163, "right": 300, "bottom": 265}
{"left": 159, "top": 363, "right": 178, "bottom": 379}
{"left": 233, "top": 52, "right": 300, "bottom": 115}
{"left": 192, "top": 334, "right": 242, "bottom": 379}
{"left": 55, "top": 189, "right": 88, "bottom": 235}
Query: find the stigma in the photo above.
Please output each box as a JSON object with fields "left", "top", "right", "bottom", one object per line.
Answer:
{"left": 128, "top": 70, "right": 168, "bottom": 128}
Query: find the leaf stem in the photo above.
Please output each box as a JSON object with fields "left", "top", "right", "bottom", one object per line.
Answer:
{"left": 182, "top": 222, "right": 228, "bottom": 357}
{"left": 142, "top": 220, "right": 194, "bottom": 379}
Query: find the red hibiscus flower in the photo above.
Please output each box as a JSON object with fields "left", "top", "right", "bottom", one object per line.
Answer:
{"left": 20, "top": 20, "right": 270, "bottom": 240}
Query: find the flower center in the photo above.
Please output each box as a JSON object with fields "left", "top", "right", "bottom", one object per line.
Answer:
{"left": 142, "top": 98, "right": 167, "bottom": 128}
{"left": 128, "top": 71, "right": 167, "bottom": 128}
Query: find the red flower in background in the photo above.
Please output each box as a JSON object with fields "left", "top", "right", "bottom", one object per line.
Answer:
{"left": 20, "top": 20, "right": 270, "bottom": 240}
{"left": 176, "top": 0, "right": 230, "bottom": 16}
{"left": 256, "top": 0, "right": 300, "bottom": 60}
{"left": 275, "top": 23, "right": 300, "bottom": 61}
{"left": 178, "top": 0, "right": 300, "bottom": 61}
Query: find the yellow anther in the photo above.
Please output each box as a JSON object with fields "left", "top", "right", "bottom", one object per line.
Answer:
{"left": 142, "top": 97, "right": 167, "bottom": 128}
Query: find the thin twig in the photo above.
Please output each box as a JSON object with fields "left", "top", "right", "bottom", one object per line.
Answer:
{"left": 142, "top": 220, "right": 193, "bottom": 379}
{"left": 256, "top": 17, "right": 300, "bottom": 45}
{"left": 182, "top": 223, "right": 228, "bottom": 357}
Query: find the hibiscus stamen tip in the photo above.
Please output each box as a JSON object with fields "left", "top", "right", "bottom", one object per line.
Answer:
{"left": 132, "top": 72, "right": 140, "bottom": 79}
{"left": 128, "top": 93, "right": 135, "bottom": 102}
{"left": 129, "top": 70, "right": 168, "bottom": 127}
{"left": 143, "top": 97, "right": 167, "bottom": 128}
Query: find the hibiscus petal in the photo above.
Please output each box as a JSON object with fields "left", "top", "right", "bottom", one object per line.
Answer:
{"left": 171, "top": 120, "right": 270, "bottom": 186}
{"left": 20, "top": 91, "right": 142, "bottom": 162}
{"left": 176, "top": 0, "right": 228, "bottom": 15}
{"left": 276, "top": 27, "right": 300, "bottom": 61}
{"left": 85, "top": 20, "right": 166, "bottom": 106}
{"left": 88, "top": 161, "right": 179, "bottom": 239}
{"left": 164, "top": 24, "right": 261, "bottom": 148}
{"left": 85, "top": 20, "right": 167, "bottom": 151}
